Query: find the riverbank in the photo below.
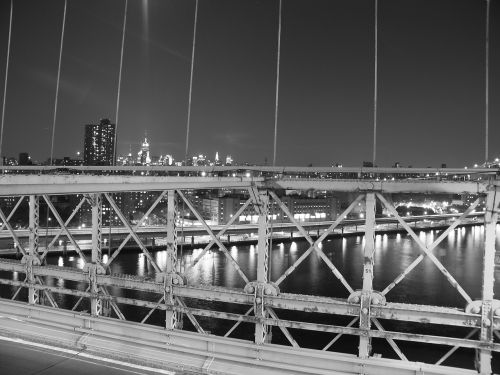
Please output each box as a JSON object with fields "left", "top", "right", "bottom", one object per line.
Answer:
{"left": 0, "top": 218, "right": 484, "bottom": 258}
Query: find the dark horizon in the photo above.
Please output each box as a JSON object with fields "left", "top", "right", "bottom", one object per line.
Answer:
{"left": 0, "top": 0, "right": 498, "bottom": 167}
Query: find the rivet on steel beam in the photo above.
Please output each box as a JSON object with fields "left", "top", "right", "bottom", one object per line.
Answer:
{"left": 361, "top": 308, "right": 369, "bottom": 315}
{"left": 255, "top": 297, "right": 262, "bottom": 304}
{"left": 353, "top": 296, "right": 360, "bottom": 304}
{"left": 483, "top": 318, "right": 492, "bottom": 328}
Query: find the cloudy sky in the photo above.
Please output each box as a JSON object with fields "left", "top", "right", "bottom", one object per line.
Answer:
{"left": 0, "top": 0, "right": 498, "bottom": 167}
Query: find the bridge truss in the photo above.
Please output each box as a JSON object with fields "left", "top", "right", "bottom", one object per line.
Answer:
{"left": 0, "top": 167, "right": 499, "bottom": 374}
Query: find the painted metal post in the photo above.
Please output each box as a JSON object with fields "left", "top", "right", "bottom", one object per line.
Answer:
{"left": 359, "top": 192, "right": 376, "bottom": 358}
{"left": 90, "top": 193, "right": 102, "bottom": 316}
{"left": 256, "top": 190, "right": 270, "bottom": 344}
{"left": 28, "top": 195, "right": 39, "bottom": 304}
{"left": 478, "top": 189, "right": 498, "bottom": 374}
{"left": 165, "top": 190, "right": 179, "bottom": 329}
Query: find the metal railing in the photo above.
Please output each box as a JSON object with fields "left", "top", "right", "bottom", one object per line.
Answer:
{"left": 0, "top": 175, "right": 498, "bottom": 374}
{"left": 0, "top": 165, "right": 498, "bottom": 181}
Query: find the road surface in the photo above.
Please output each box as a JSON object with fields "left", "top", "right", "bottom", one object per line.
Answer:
{"left": 0, "top": 337, "right": 181, "bottom": 375}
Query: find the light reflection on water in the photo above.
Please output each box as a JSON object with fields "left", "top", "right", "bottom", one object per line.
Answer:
{"left": 1, "top": 225, "right": 498, "bottom": 368}
{"left": 22, "top": 225, "right": 495, "bottom": 309}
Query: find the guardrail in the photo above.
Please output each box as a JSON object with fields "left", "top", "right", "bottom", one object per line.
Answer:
{"left": 0, "top": 181, "right": 498, "bottom": 374}
{"left": 0, "top": 165, "right": 498, "bottom": 180}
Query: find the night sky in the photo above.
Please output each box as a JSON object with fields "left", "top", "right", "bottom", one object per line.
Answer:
{"left": 0, "top": 0, "right": 498, "bottom": 167}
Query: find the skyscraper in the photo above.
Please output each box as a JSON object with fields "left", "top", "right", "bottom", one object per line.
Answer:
{"left": 83, "top": 118, "right": 116, "bottom": 166}
{"left": 137, "top": 136, "right": 151, "bottom": 165}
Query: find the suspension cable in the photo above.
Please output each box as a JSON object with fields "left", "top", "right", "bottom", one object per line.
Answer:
{"left": 485, "top": 0, "right": 490, "bottom": 163}
{"left": 114, "top": 0, "right": 128, "bottom": 166}
{"left": 50, "top": 0, "right": 67, "bottom": 165}
{"left": 272, "top": 0, "right": 282, "bottom": 167}
{"left": 185, "top": 0, "right": 199, "bottom": 163}
{"left": 372, "top": 0, "right": 378, "bottom": 167}
{"left": 0, "top": 0, "right": 13, "bottom": 164}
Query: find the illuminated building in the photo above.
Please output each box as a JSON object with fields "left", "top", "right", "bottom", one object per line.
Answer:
{"left": 157, "top": 154, "right": 173, "bottom": 166}
{"left": 202, "top": 195, "right": 339, "bottom": 225}
{"left": 2, "top": 157, "right": 17, "bottom": 166}
{"left": 137, "top": 136, "right": 151, "bottom": 165}
{"left": 83, "top": 118, "right": 116, "bottom": 166}
{"left": 18, "top": 152, "right": 32, "bottom": 166}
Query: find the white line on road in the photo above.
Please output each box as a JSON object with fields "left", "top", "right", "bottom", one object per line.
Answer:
{"left": 0, "top": 335, "right": 176, "bottom": 375}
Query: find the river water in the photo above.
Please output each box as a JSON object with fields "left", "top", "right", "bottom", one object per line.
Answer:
{"left": 2, "top": 224, "right": 500, "bottom": 370}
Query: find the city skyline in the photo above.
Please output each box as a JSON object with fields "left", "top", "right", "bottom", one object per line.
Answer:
{"left": 0, "top": 0, "right": 499, "bottom": 167}
{"left": 3, "top": 112, "right": 500, "bottom": 168}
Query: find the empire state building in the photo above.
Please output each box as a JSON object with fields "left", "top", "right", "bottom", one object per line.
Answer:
{"left": 137, "top": 136, "right": 151, "bottom": 165}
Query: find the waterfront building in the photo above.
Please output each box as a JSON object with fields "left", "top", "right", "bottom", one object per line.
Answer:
{"left": 201, "top": 195, "right": 340, "bottom": 225}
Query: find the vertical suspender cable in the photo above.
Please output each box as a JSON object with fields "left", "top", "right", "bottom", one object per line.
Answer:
{"left": 485, "top": 0, "right": 490, "bottom": 164}
{"left": 185, "top": 0, "right": 199, "bottom": 163}
{"left": 0, "top": 0, "right": 13, "bottom": 164}
{"left": 114, "top": 0, "right": 129, "bottom": 166}
{"left": 372, "top": 0, "right": 378, "bottom": 167}
{"left": 272, "top": 0, "right": 282, "bottom": 167}
{"left": 50, "top": 0, "right": 67, "bottom": 165}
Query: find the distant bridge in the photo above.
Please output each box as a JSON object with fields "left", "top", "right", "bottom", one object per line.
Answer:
{"left": 0, "top": 213, "right": 484, "bottom": 242}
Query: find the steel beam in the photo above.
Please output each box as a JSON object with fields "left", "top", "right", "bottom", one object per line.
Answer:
{"left": 0, "top": 164, "right": 496, "bottom": 174}
{"left": 42, "top": 195, "right": 87, "bottom": 263}
{"left": 0, "top": 205, "right": 26, "bottom": 256}
{"left": 0, "top": 173, "right": 498, "bottom": 374}
{"left": 164, "top": 190, "right": 180, "bottom": 329}
{"left": 381, "top": 198, "right": 481, "bottom": 297}
{"left": 377, "top": 193, "right": 473, "bottom": 304}
{"left": 40, "top": 195, "right": 87, "bottom": 261}
{"left": 0, "top": 260, "right": 487, "bottom": 327}
{"left": 359, "top": 193, "right": 375, "bottom": 358}
{"left": 104, "top": 193, "right": 161, "bottom": 273}
{"left": 254, "top": 190, "right": 270, "bottom": 344}
{"left": 177, "top": 190, "right": 249, "bottom": 284}
{"left": 270, "top": 179, "right": 487, "bottom": 194}
{"left": 478, "top": 190, "right": 499, "bottom": 374}
{"left": 185, "top": 197, "right": 253, "bottom": 273}
{"left": 141, "top": 296, "right": 164, "bottom": 324}
{"left": 0, "top": 173, "right": 492, "bottom": 196}
{"left": 100, "top": 286, "right": 125, "bottom": 320}
{"left": 274, "top": 195, "right": 364, "bottom": 287}
{"left": 27, "top": 195, "right": 39, "bottom": 305}
{"left": 0, "top": 299, "right": 479, "bottom": 375}
{"left": 0, "top": 175, "right": 256, "bottom": 195}
{"left": 89, "top": 193, "right": 103, "bottom": 316}
{"left": 0, "top": 195, "right": 25, "bottom": 231}
{"left": 224, "top": 306, "right": 254, "bottom": 337}
{"left": 107, "top": 191, "right": 167, "bottom": 266}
